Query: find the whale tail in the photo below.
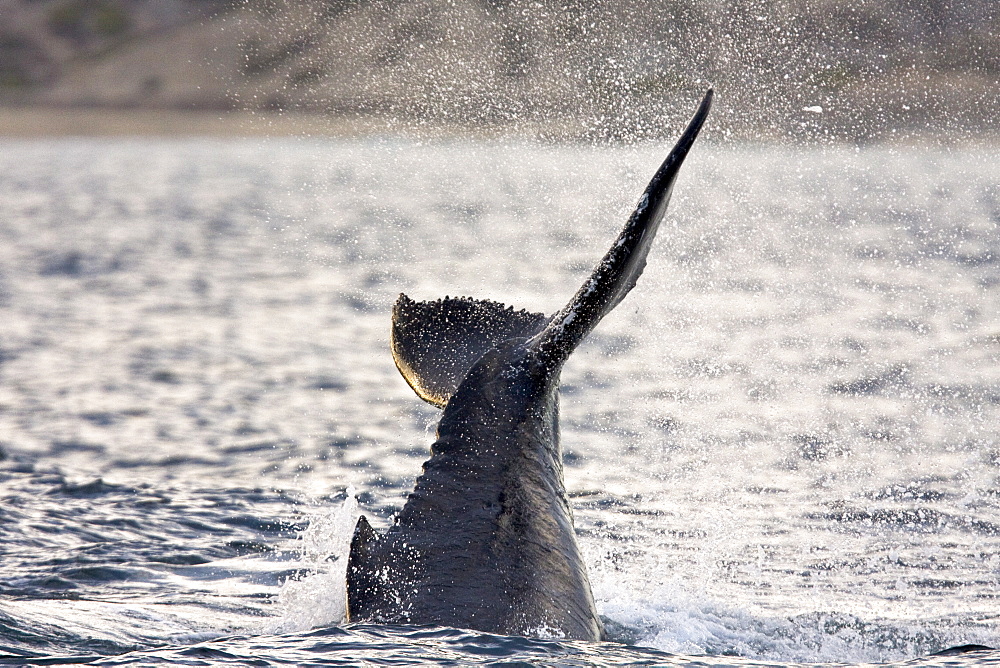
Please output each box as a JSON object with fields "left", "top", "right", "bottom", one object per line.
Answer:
{"left": 349, "top": 91, "right": 712, "bottom": 632}
{"left": 389, "top": 90, "right": 713, "bottom": 406}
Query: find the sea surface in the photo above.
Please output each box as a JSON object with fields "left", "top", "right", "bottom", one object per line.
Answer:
{"left": 0, "top": 136, "right": 998, "bottom": 666}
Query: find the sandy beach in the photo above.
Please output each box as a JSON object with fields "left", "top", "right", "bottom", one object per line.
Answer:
{"left": 2, "top": 106, "right": 997, "bottom": 145}
{"left": 0, "top": 107, "right": 389, "bottom": 138}
{"left": 0, "top": 106, "right": 604, "bottom": 140}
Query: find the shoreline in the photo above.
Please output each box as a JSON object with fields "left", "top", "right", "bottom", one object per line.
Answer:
{"left": 0, "top": 106, "right": 997, "bottom": 146}
{"left": 0, "top": 107, "right": 389, "bottom": 138}
{"left": 0, "top": 106, "right": 596, "bottom": 140}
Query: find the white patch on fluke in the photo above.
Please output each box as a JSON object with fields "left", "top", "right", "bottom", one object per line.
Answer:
{"left": 802, "top": 105, "right": 823, "bottom": 114}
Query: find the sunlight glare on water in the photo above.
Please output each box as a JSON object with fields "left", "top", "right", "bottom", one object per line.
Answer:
{"left": 0, "top": 137, "right": 998, "bottom": 665}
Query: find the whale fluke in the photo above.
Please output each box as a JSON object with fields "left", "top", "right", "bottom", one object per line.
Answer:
{"left": 391, "top": 295, "right": 548, "bottom": 408}
{"left": 347, "top": 90, "right": 713, "bottom": 641}
{"left": 532, "top": 88, "right": 713, "bottom": 370}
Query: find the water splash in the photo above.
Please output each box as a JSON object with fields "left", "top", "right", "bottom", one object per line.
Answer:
{"left": 268, "top": 488, "right": 359, "bottom": 633}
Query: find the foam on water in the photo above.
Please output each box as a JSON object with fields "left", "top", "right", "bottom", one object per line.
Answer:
{"left": 268, "top": 490, "right": 359, "bottom": 634}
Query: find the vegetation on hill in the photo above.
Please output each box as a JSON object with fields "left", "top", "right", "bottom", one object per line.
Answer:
{"left": 0, "top": 0, "right": 996, "bottom": 139}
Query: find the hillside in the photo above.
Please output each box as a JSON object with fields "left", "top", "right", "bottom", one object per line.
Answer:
{"left": 1, "top": 0, "right": 997, "bottom": 140}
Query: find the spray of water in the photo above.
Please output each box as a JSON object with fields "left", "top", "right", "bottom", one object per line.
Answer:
{"left": 267, "top": 488, "right": 359, "bottom": 633}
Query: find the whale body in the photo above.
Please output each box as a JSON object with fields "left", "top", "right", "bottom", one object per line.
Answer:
{"left": 345, "top": 91, "right": 713, "bottom": 641}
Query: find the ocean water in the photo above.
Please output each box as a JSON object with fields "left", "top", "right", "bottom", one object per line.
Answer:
{"left": 0, "top": 136, "right": 998, "bottom": 666}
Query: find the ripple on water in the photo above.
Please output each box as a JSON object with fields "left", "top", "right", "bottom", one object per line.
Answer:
{"left": 0, "top": 140, "right": 998, "bottom": 665}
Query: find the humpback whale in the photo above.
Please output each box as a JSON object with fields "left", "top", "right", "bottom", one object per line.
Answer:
{"left": 346, "top": 90, "right": 713, "bottom": 641}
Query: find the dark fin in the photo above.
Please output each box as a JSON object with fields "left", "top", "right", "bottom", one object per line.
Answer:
{"left": 391, "top": 294, "right": 548, "bottom": 407}
{"left": 531, "top": 89, "right": 713, "bottom": 368}
{"left": 346, "top": 515, "right": 379, "bottom": 621}
{"left": 931, "top": 644, "right": 994, "bottom": 656}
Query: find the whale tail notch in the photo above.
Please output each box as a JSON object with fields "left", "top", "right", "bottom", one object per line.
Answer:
{"left": 529, "top": 89, "right": 713, "bottom": 370}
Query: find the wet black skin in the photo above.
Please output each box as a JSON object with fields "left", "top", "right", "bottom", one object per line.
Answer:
{"left": 347, "top": 90, "right": 713, "bottom": 641}
{"left": 355, "top": 340, "right": 599, "bottom": 638}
